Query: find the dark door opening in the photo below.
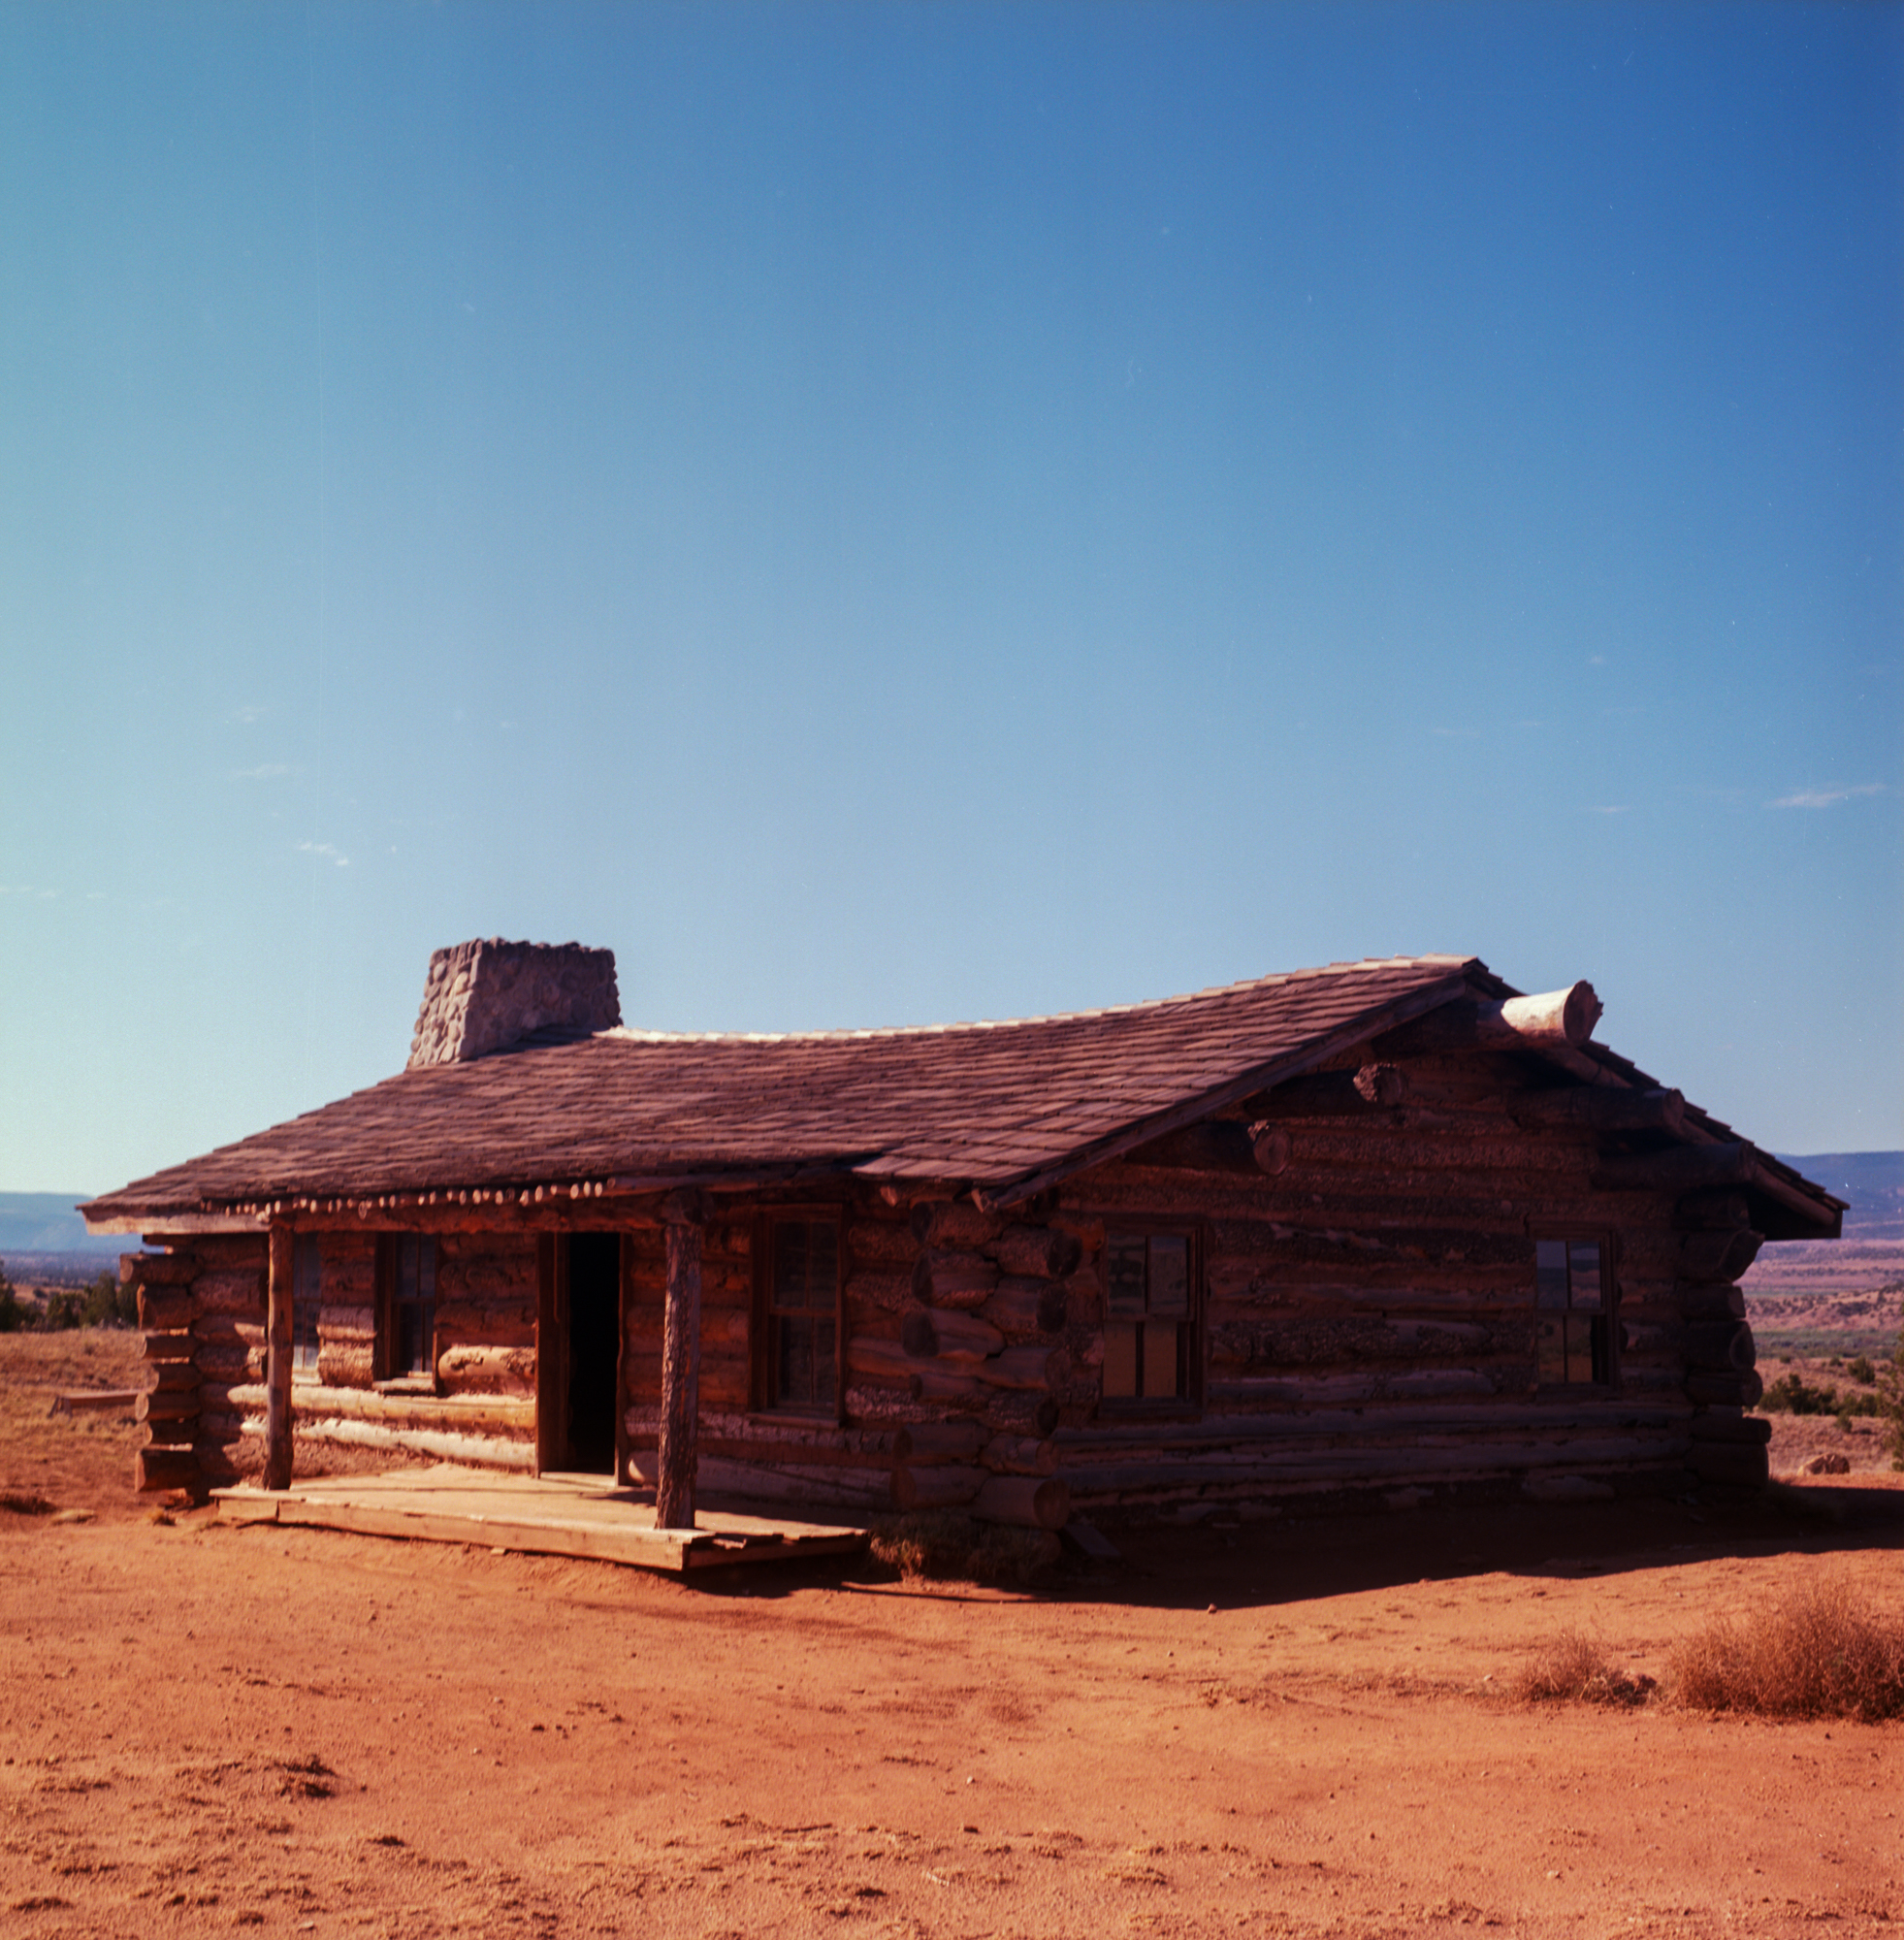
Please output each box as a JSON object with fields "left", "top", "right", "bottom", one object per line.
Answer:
{"left": 565, "top": 1233, "right": 621, "bottom": 1474}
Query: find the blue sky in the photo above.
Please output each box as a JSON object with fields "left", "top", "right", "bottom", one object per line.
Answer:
{"left": 2, "top": 1, "right": 1899, "bottom": 1198}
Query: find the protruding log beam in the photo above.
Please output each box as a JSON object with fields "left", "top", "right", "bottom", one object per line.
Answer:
{"left": 910, "top": 1201, "right": 1001, "bottom": 1250}
{"left": 1596, "top": 1145, "right": 1839, "bottom": 1238}
{"left": 890, "top": 1463, "right": 985, "bottom": 1511}
{"left": 912, "top": 1249, "right": 998, "bottom": 1310}
{"left": 1684, "top": 1321, "right": 1756, "bottom": 1375}
{"left": 655, "top": 1189, "right": 707, "bottom": 1531}
{"left": 1679, "top": 1228, "right": 1763, "bottom": 1284}
{"left": 892, "top": 1419, "right": 988, "bottom": 1464}
{"left": 134, "top": 1444, "right": 200, "bottom": 1494}
{"left": 981, "top": 1434, "right": 1058, "bottom": 1476}
{"left": 1253, "top": 1065, "right": 1410, "bottom": 1117}
{"left": 1686, "top": 1368, "right": 1763, "bottom": 1407}
{"left": 991, "top": 1225, "right": 1082, "bottom": 1279}
{"left": 981, "top": 1278, "right": 1070, "bottom": 1337}
{"left": 971, "top": 1473, "right": 1070, "bottom": 1530}
{"left": 1510, "top": 1086, "right": 1686, "bottom": 1136}
{"left": 900, "top": 1309, "right": 1005, "bottom": 1363}
{"left": 264, "top": 1224, "right": 294, "bottom": 1491}
{"left": 1382, "top": 983, "right": 1602, "bottom": 1054}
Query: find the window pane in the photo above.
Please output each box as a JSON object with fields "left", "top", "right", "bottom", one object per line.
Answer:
{"left": 1565, "top": 1311, "right": 1598, "bottom": 1383}
{"left": 779, "top": 1314, "right": 815, "bottom": 1406}
{"left": 417, "top": 1236, "right": 436, "bottom": 1304}
{"left": 1142, "top": 1319, "right": 1180, "bottom": 1400}
{"left": 1567, "top": 1242, "right": 1602, "bottom": 1311}
{"left": 1534, "top": 1239, "right": 1569, "bottom": 1310}
{"left": 1103, "top": 1320, "right": 1139, "bottom": 1398}
{"left": 399, "top": 1301, "right": 429, "bottom": 1375}
{"left": 1106, "top": 1234, "right": 1147, "bottom": 1317}
{"left": 773, "top": 1223, "right": 807, "bottom": 1311}
{"left": 1537, "top": 1313, "right": 1566, "bottom": 1384}
{"left": 813, "top": 1318, "right": 837, "bottom": 1408}
{"left": 397, "top": 1235, "right": 418, "bottom": 1306}
{"left": 807, "top": 1223, "right": 837, "bottom": 1313}
{"left": 293, "top": 1235, "right": 321, "bottom": 1369}
{"left": 1147, "top": 1236, "right": 1189, "bottom": 1317}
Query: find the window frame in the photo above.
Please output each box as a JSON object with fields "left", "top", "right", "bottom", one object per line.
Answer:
{"left": 751, "top": 1207, "right": 846, "bottom": 1423}
{"left": 1530, "top": 1226, "right": 1621, "bottom": 1395}
{"left": 1095, "top": 1216, "right": 1204, "bottom": 1417}
{"left": 374, "top": 1231, "right": 438, "bottom": 1391}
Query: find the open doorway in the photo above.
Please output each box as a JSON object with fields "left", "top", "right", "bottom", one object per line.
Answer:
{"left": 539, "top": 1232, "right": 621, "bottom": 1475}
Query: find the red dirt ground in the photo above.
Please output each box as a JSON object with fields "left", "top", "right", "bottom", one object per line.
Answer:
{"left": 4, "top": 1331, "right": 1902, "bottom": 1938}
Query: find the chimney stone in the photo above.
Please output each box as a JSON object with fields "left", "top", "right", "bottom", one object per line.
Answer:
{"left": 407, "top": 939, "right": 620, "bottom": 1069}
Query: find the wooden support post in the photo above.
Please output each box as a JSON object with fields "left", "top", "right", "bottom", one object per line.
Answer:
{"left": 615, "top": 1231, "right": 631, "bottom": 1489}
{"left": 265, "top": 1224, "right": 294, "bottom": 1491}
{"left": 655, "top": 1189, "right": 708, "bottom": 1531}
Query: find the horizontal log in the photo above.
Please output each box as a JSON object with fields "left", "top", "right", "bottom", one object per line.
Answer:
{"left": 1252, "top": 1065, "right": 1410, "bottom": 1118}
{"left": 843, "top": 1385, "right": 944, "bottom": 1427}
{"left": 121, "top": 1249, "right": 199, "bottom": 1287}
{"left": 433, "top": 1299, "right": 536, "bottom": 1345}
{"left": 134, "top": 1445, "right": 199, "bottom": 1494}
{"left": 971, "top": 1473, "right": 1070, "bottom": 1529}
{"left": 288, "top": 1416, "right": 533, "bottom": 1471}
{"left": 847, "top": 1219, "right": 919, "bottom": 1267}
{"left": 193, "top": 1269, "right": 266, "bottom": 1316}
{"left": 316, "top": 1343, "right": 373, "bottom": 1388}
{"left": 1679, "top": 1229, "right": 1763, "bottom": 1284}
{"left": 912, "top": 1250, "right": 998, "bottom": 1310}
{"left": 1208, "top": 1315, "right": 1503, "bottom": 1371}
{"left": 980, "top": 1277, "right": 1070, "bottom": 1337}
{"left": 1673, "top": 1188, "right": 1755, "bottom": 1232}
{"left": 1386, "top": 983, "right": 1602, "bottom": 1053}
{"left": 1678, "top": 1282, "right": 1747, "bottom": 1322}
{"left": 436, "top": 1344, "right": 535, "bottom": 1395}
{"left": 910, "top": 1201, "right": 1002, "bottom": 1250}
{"left": 1686, "top": 1368, "right": 1763, "bottom": 1407}
{"left": 222, "top": 1381, "right": 532, "bottom": 1436}
{"left": 627, "top": 1451, "right": 889, "bottom": 1510}
{"left": 136, "top": 1390, "right": 199, "bottom": 1427}
{"left": 890, "top": 1463, "right": 986, "bottom": 1511}
{"left": 844, "top": 1269, "right": 914, "bottom": 1314}
{"left": 971, "top": 1346, "right": 1058, "bottom": 1392}
{"left": 986, "top": 1393, "right": 1062, "bottom": 1439}
{"left": 990, "top": 1224, "right": 1083, "bottom": 1280}
{"left": 1208, "top": 1368, "right": 1501, "bottom": 1405}
{"left": 981, "top": 1434, "right": 1057, "bottom": 1476}
{"left": 914, "top": 1368, "right": 984, "bottom": 1404}
{"left": 1684, "top": 1322, "right": 1756, "bottom": 1374}
{"left": 1056, "top": 1400, "right": 1693, "bottom": 1451}
{"left": 1510, "top": 1085, "right": 1685, "bottom": 1136}
{"left": 145, "top": 1359, "right": 201, "bottom": 1395}
{"left": 900, "top": 1310, "right": 1005, "bottom": 1362}
{"left": 143, "top": 1330, "right": 196, "bottom": 1365}
{"left": 1689, "top": 1412, "right": 1771, "bottom": 1445}
{"left": 892, "top": 1419, "right": 989, "bottom": 1464}
{"left": 136, "top": 1288, "right": 200, "bottom": 1333}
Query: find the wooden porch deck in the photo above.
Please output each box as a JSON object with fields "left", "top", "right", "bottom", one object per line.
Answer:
{"left": 212, "top": 1467, "right": 871, "bottom": 1573}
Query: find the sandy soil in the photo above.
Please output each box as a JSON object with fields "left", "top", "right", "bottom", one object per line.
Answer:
{"left": 4, "top": 1332, "right": 1903, "bottom": 1938}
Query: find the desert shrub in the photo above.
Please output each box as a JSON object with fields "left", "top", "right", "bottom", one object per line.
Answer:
{"left": 81, "top": 1270, "right": 137, "bottom": 1329}
{"left": 38, "top": 1287, "right": 84, "bottom": 1331}
{"left": 1848, "top": 1356, "right": 1876, "bottom": 1386}
{"left": 1876, "top": 1334, "right": 1904, "bottom": 1470}
{"left": 1758, "top": 1372, "right": 1882, "bottom": 1418}
{"left": 1512, "top": 1627, "right": 1656, "bottom": 1707}
{"left": 0, "top": 1266, "right": 22, "bottom": 1334}
{"left": 1668, "top": 1579, "right": 1904, "bottom": 1722}
{"left": 870, "top": 1511, "right": 1058, "bottom": 1588}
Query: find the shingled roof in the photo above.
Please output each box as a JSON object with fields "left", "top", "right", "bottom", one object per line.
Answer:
{"left": 85, "top": 954, "right": 1491, "bottom": 1222}
{"left": 81, "top": 952, "right": 1842, "bottom": 1235}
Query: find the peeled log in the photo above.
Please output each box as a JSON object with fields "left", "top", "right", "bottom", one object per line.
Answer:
{"left": 972, "top": 1346, "right": 1058, "bottom": 1391}
{"left": 144, "top": 1330, "right": 196, "bottom": 1365}
{"left": 844, "top": 1269, "right": 913, "bottom": 1314}
{"left": 137, "top": 1389, "right": 199, "bottom": 1427}
{"left": 436, "top": 1343, "right": 535, "bottom": 1395}
{"left": 1249, "top": 1125, "right": 1292, "bottom": 1176}
{"left": 1686, "top": 1369, "right": 1763, "bottom": 1408}
{"left": 971, "top": 1472, "right": 1070, "bottom": 1530}
{"left": 912, "top": 1250, "right": 998, "bottom": 1310}
{"left": 137, "top": 1287, "right": 199, "bottom": 1333}
{"left": 892, "top": 1420, "right": 989, "bottom": 1464}
{"left": 1395, "top": 983, "right": 1602, "bottom": 1052}
{"left": 433, "top": 1299, "right": 537, "bottom": 1345}
{"left": 1677, "top": 1282, "right": 1747, "bottom": 1322}
{"left": 981, "top": 1278, "right": 1069, "bottom": 1337}
{"left": 990, "top": 1226, "right": 1082, "bottom": 1280}
{"left": 910, "top": 1201, "right": 1002, "bottom": 1249}
{"left": 121, "top": 1250, "right": 198, "bottom": 1288}
{"left": 890, "top": 1463, "right": 985, "bottom": 1510}
{"left": 134, "top": 1444, "right": 199, "bottom": 1494}
{"left": 1679, "top": 1229, "right": 1763, "bottom": 1283}
{"left": 1510, "top": 1085, "right": 1685, "bottom": 1136}
{"left": 1685, "top": 1321, "right": 1756, "bottom": 1374}
{"left": 901, "top": 1310, "right": 1005, "bottom": 1362}
{"left": 981, "top": 1434, "right": 1057, "bottom": 1476}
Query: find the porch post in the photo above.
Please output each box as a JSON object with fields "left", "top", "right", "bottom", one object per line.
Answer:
{"left": 265, "top": 1223, "right": 294, "bottom": 1491}
{"left": 655, "top": 1189, "right": 707, "bottom": 1530}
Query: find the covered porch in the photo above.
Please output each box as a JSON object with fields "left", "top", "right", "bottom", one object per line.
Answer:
{"left": 213, "top": 1465, "right": 870, "bottom": 1574}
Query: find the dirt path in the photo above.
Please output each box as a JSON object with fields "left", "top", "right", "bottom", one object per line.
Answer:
{"left": 3, "top": 1334, "right": 1902, "bottom": 1937}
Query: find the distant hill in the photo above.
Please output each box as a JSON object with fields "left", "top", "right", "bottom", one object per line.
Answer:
{"left": 0, "top": 1192, "right": 122, "bottom": 1256}
{"left": 1774, "top": 1152, "right": 1904, "bottom": 1242}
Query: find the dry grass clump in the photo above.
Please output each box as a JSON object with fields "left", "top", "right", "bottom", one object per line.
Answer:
{"left": 1668, "top": 1578, "right": 1904, "bottom": 1722}
{"left": 1512, "top": 1626, "right": 1657, "bottom": 1707}
{"left": 870, "top": 1511, "right": 1059, "bottom": 1588}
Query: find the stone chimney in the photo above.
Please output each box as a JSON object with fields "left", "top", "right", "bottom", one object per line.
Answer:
{"left": 407, "top": 939, "right": 621, "bottom": 1069}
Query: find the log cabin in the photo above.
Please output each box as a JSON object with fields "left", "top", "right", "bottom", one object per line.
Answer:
{"left": 82, "top": 940, "right": 1842, "bottom": 1530}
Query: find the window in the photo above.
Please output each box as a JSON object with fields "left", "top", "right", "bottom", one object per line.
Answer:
{"left": 1535, "top": 1236, "right": 1613, "bottom": 1386}
{"left": 762, "top": 1217, "right": 838, "bottom": 1414}
{"left": 1102, "top": 1229, "right": 1196, "bottom": 1405}
{"left": 292, "top": 1233, "right": 322, "bottom": 1377}
{"left": 383, "top": 1233, "right": 437, "bottom": 1381}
